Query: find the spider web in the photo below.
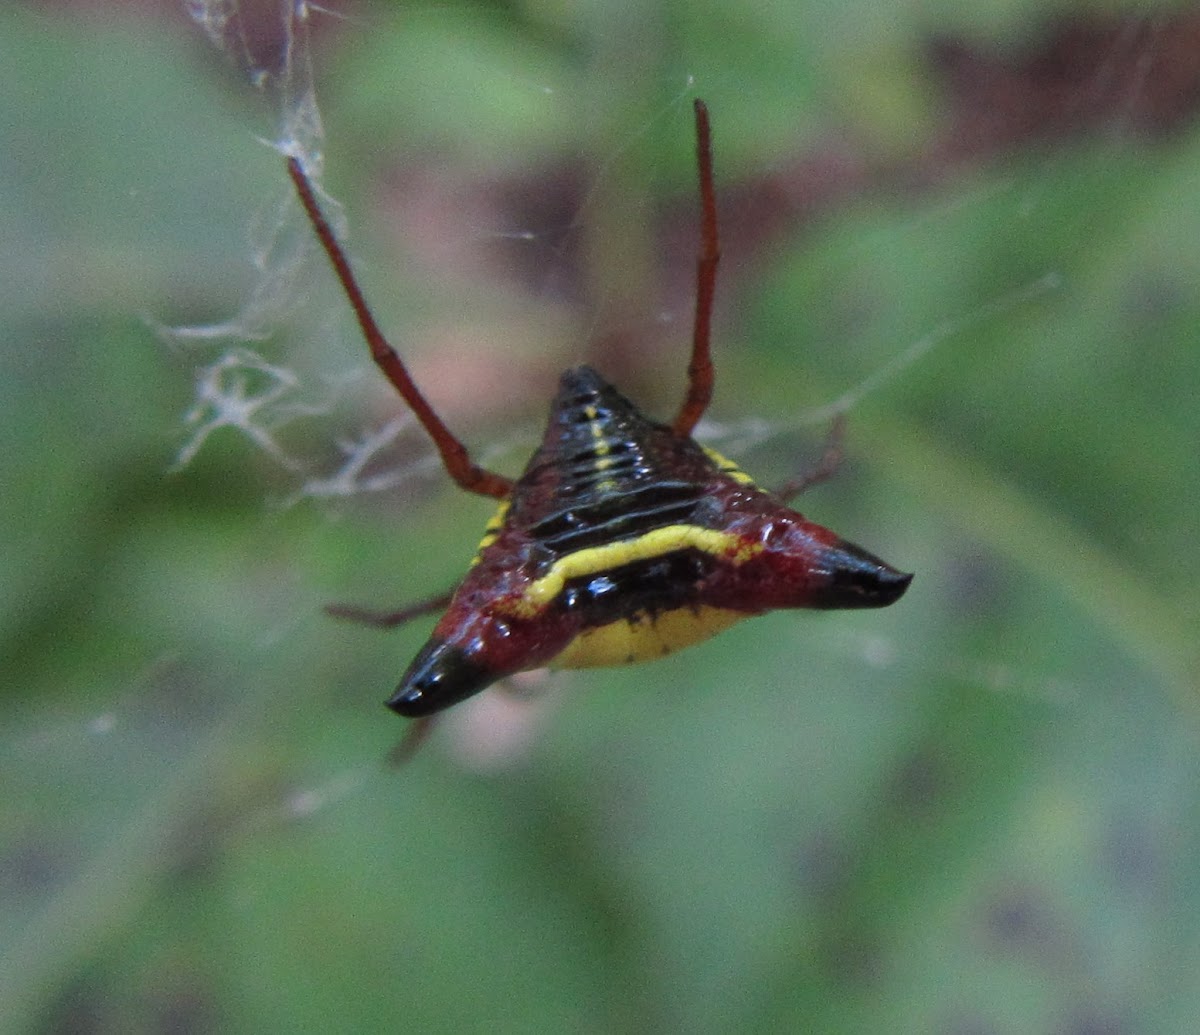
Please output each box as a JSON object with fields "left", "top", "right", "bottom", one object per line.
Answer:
{"left": 166, "top": 0, "right": 415, "bottom": 501}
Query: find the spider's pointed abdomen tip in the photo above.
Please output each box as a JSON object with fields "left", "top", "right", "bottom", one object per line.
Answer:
{"left": 818, "top": 539, "right": 913, "bottom": 610}
{"left": 867, "top": 565, "right": 913, "bottom": 607}
{"left": 556, "top": 364, "right": 612, "bottom": 400}
{"left": 386, "top": 638, "right": 495, "bottom": 718}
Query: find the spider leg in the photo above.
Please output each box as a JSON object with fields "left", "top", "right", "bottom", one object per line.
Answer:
{"left": 774, "top": 415, "right": 846, "bottom": 503}
{"left": 672, "top": 98, "right": 720, "bottom": 437}
{"left": 386, "top": 716, "right": 437, "bottom": 766}
{"left": 287, "top": 157, "right": 513, "bottom": 500}
{"left": 325, "top": 590, "right": 454, "bottom": 629}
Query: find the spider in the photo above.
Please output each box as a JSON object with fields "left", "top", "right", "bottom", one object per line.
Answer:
{"left": 287, "top": 99, "right": 911, "bottom": 742}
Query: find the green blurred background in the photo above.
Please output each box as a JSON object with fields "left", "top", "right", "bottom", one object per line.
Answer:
{"left": 3, "top": 0, "right": 1199, "bottom": 1031}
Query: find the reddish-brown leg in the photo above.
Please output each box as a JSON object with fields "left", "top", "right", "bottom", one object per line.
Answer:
{"left": 387, "top": 716, "right": 437, "bottom": 767}
{"left": 774, "top": 415, "right": 846, "bottom": 503}
{"left": 672, "top": 98, "right": 720, "bottom": 437}
{"left": 325, "top": 591, "right": 454, "bottom": 629}
{"left": 287, "top": 157, "right": 513, "bottom": 500}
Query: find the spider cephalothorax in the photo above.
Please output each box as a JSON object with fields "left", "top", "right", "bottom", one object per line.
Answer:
{"left": 286, "top": 99, "right": 911, "bottom": 735}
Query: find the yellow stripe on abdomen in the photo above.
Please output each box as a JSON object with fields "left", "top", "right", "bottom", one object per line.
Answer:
{"left": 470, "top": 500, "right": 510, "bottom": 565}
{"left": 504, "top": 524, "right": 762, "bottom": 618}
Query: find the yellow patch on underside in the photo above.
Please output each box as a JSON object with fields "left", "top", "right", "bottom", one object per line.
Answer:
{"left": 549, "top": 605, "right": 747, "bottom": 669}
{"left": 504, "top": 524, "right": 763, "bottom": 619}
